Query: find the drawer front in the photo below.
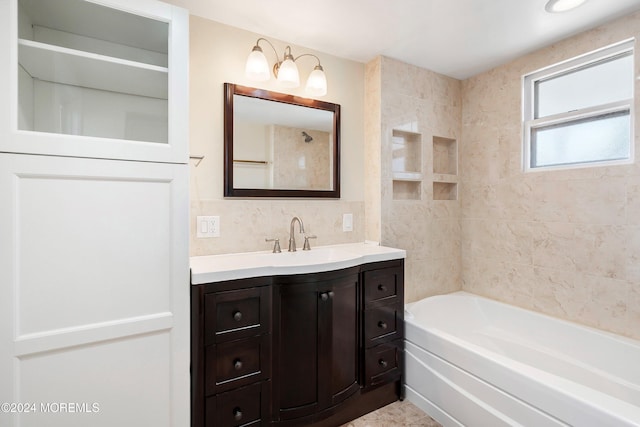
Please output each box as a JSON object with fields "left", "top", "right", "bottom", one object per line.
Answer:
{"left": 206, "top": 335, "right": 271, "bottom": 395}
{"left": 365, "top": 341, "right": 403, "bottom": 387}
{"left": 363, "top": 268, "right": 399, "bottom": 304}
{"left": 205, "top": 286, "right": 271, "bottom": 344}
{"left": 364, "top": 304, "right": 400, "bottom": 346}
{"left": 206, "top": 382, "right": 269, "bottom": 427}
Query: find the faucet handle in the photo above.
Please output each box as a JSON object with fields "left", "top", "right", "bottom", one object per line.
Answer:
{"left": 302, "top": 235, "right": 317, "bottom": 251}
{"left": 265, "top": 238, "right": 281, "bottom": 253}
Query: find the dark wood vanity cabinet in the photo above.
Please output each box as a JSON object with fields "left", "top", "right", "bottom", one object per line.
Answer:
{"left": 191, "top": 259, "right": 404, "bottom": 427}
{"left": 272, "top": 268, "right": 360, "bottom": 423}
{"left": 361, "top": 261, "right": 404, "bottom": 388}
{"left": 191, "top": 277, "right": 273, "bottom": 427}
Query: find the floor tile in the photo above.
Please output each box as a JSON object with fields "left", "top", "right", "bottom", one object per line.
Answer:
{"left": 340, "top": 400, "right": 442, "bottom": 427}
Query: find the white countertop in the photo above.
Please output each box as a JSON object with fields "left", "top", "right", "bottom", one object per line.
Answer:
{"left": 190, "top": 241, "right": 406, "bottom": 284}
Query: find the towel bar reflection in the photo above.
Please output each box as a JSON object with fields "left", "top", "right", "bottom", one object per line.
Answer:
{"left": 233, "top": 160, "right": 270, "bottom": 165}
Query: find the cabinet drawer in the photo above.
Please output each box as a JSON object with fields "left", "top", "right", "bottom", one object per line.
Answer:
{"left": 205, "top": 287, "right": 271, "bottom": 344}
{"left": 206, "top": 335, "right": 271, "bottom": 395}
{"left": 206, "top": 382, "right": 269, "bottom": 427}
{"left": 364, "top": 304, "right": 401, "bottom": 346}
{"left": 363, "top": 268, "right": 399, "bottom": 304}
{"left": 365, "top": 341, "right": 403, "bottom": 388}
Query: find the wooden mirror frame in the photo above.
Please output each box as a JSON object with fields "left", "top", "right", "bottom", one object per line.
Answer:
{"left": 224, "top": 83, "right": 341, "bottom": 198}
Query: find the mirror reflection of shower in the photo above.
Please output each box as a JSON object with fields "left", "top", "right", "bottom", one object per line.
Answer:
{"left": 302, "top": 131, "right": 313, "bottom": 143}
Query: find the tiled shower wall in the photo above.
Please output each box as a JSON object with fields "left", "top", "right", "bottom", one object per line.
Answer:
{"left": 460, "top": 12, "right": 640, "bottom": 340}
{"left": 366, "top": 56, "right": 463, "bottom": 304}
{"left": 369, "top": 12, "right": 640, "bottom": 340}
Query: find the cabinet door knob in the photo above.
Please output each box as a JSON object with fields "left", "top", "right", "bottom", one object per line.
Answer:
{"left": 233, "top": 407, "right": 243, "bottom": 421}
{"left": 328, "top": 291, "right": 334, "bottom": 299}
{"left": 378, "top": 321, "right": 388, "bottom": 330}
{"left": 320, "top": 292, "right": 329, "bottom": 301}
{"left": 233, "top": 311, "right": 242, "bottom": 321}
{"left": 233, "top": 359, "right": 243, "bottom": 370}
{"left": 379, "top": 359, "right": 388, "bottom": 368}
{"left": 378, "top": 284, "right": 387, "bottom": 292}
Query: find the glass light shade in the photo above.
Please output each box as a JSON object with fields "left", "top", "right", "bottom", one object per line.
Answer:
{"left": 305, "top": 65, "right": 327, "bottom": 96}
{"left": 545, "top": 0, "right": 587, "bottom": 12}
{"left": 245, "top": 47, "right": 270, "bottom": 81}
{"left": 277, "top": 57, "right": 300, "bottom": 88}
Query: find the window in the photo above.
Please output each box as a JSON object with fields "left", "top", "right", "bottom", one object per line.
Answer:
{"left": 523, "top": 40, "right": 634, "bottom": 171}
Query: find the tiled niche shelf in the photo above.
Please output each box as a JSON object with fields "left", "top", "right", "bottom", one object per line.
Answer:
{"left": 432, "top": 136, "right": 458, "bottom": 201}
{"left": 391, "top": 129, "right": 422, "bottom": 200}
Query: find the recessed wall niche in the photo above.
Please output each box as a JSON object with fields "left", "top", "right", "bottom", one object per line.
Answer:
{"left": 433, "top": 136, "right": 457, "bottom": 175}
{"left": 393, "top": 180, "right": 422, "bottom": 200}
{"left": 432, "top": 136, "right": 458, "bottom": 201}
{"left": 391, "top": 129, "right": 422, "bottom": 200}
{"left": 433, "top": 182, "right": 457, "bottom": 200}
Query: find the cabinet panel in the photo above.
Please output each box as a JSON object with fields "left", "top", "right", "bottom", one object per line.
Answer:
{"left": 17, "top": 331, "right": 173, "bottom": 427}
{"left": 274, "top": 282, "right": 320, "bottom": 420}
{"left": 205, "top": 335, "right": 270, "bottom": 395}
{"left": 329, "top": 277, "right": 360, "bottom": 405}
{"left": 206, "top": 382, "right": 269, "bottom": 427}
{"left": 364, "top": 304, "right": 401, "bottom": 346}
{"left": 363, "top": 268, "right": 399, "bottom": 304}
{"left": 365, "top": 340, "right": 403, "bottom": 388}
{"left": 0, "top": 153, "right": 190, "bottom": 427}
{"left": 204, "top": 286, "right": 270, "bottom": 344}
{"left": 273, "top": 270, "right": 360, "bottom": 422}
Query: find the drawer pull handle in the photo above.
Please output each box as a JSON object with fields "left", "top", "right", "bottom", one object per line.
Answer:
{"left": 233, "top": 311, "right": 243, "bottom": 322}
{"left": 378, "top": 284, "right": 387, "bottom": 292}
{"left": 379, "top": 359, "right": 388, "bottom": 368}
{"left": 233, "top": 407, "right": 243, "bottom": 421}
{"left": 233, "top": 359, "right": 243, "bottom": 370}
{"left": 378, "top": 321, "right": 388, "bottom": 329}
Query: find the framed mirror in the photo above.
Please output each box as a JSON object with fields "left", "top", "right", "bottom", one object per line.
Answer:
{"left": 224, "top": 83, "right": 340, "bottom": 198}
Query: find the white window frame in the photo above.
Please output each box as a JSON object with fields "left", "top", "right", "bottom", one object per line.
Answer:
{"left": 522, "top": 39, "right": 635, "bottom": 172}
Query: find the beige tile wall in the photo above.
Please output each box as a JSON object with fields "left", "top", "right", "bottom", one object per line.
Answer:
{"left": 460, "top": 12, "right": 640, "bottom": 340}
{"left": 365, "top": 57, "right": 463, "bottom": 303}
{"left": 367, "top": 12, "right": 640, "bottom": 341}
{"left": 190, "top": 199, "right": 365, "bottom": 255}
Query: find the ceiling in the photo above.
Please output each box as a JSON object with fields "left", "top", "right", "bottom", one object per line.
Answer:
{"left": 165, "top": 0, "right": 640, "bottom": 79}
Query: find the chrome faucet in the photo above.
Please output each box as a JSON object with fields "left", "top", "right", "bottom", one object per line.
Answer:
{"left": 288, "top": 216, "right": 305, "bottom": 252}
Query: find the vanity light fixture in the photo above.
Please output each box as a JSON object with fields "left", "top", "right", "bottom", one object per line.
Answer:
{"left": 545, "top": 0, "right": 588, "bottom": 13}
{"left": 245, "top": 37, "right": 328, "bottom": 96}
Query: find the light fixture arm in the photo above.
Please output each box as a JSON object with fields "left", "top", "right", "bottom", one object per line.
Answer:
{"left": 253, "top": 37, "right": 282, "bottom": 64}
{"left": 293, "top": 53, "right": 323, "bottom": 68}
{"left": 253, "top": 38, "right": 301, "bottom": 77}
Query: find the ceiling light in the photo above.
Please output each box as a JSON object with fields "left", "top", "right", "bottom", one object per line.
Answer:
{"left": 545, "top": 0, "right": 588, "bottom": 13}
{"left": 245, "top": 38, "right": 328, "bottom": 96}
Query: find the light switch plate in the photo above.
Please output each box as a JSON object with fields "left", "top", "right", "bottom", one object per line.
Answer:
{"left": 343, "top": 213, "right": 353, "bottom": 232}
{"left": 196, "top": 215, "right": 220, "bottom": 238}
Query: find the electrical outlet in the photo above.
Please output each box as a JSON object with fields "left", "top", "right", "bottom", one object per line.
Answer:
{"left": 196, "top": 216, "right": 220, "bottom": 238}
{"left": 343, "top": 213, "right": 353, "bottom": 232}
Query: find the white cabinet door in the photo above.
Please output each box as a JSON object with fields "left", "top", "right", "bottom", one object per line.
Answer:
{"left": 0, "top": 0, "right": 189, "bottom": 164}
{"left": 0, "top": 153, "right": 189, "bottom": 427}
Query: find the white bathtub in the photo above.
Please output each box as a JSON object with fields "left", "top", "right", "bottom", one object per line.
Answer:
{"left": 404, "top": 291, "right": 640, "bottom": 427}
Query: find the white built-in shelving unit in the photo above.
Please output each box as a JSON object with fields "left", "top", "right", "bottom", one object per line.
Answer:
{"left": 5, "top": 0, "right": 188, "bottom": 163}
{"left": 1, "top": 0, "right": 190, "bottom": 425}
